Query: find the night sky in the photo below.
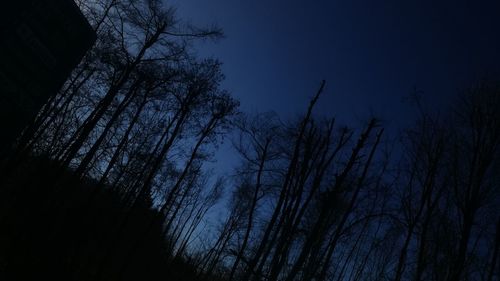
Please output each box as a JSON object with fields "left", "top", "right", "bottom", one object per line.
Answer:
{"left": 170, "top": 0, "right": 500, "bottom": 173}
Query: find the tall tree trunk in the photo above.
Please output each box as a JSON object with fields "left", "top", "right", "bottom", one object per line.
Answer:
{"left": 284, "top": 119, "right": 377, "bottom": 281}
{"left": 228, "top": 139, "right": 270, "bottom": 281}
{"left": 59, "top": 23, "right": 166, "bottom": 169}
{"left": 73, "top": 77, "right": 144, "bottom": 177}
{"left": 97, "top": 93, "right": 148, "bottom": 187}
{"left": 242, "top": 81, "right": 325, "bottom": 281}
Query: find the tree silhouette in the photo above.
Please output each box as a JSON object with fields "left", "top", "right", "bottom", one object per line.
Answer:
{"left": 0, "top": 1, "right": 499, "bottom": 281}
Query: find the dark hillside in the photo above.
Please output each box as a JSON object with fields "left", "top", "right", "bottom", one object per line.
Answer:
{"left": 0, "top": 156, "right": 202, "bottom": 281}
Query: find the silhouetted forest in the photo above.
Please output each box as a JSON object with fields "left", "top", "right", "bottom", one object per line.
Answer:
{"left": 0, "top": 1, "right": 499, "bottom": 281}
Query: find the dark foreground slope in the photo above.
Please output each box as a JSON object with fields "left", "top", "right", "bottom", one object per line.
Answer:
{"left": 0, "top": 156, "right": 202, "bottom": 281}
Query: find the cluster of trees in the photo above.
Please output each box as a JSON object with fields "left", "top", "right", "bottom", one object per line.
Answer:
{"left": 1, "top": 0, "right": 237, "bottom": 279}
{"left": 0, "top": 1, "right": 498, "bottom": 281}
{"left": 196, "top": 82, "right": 499, "bottom": 281}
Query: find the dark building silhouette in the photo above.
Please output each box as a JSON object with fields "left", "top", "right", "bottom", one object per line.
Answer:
{"left": 0, "top": 0, "right": 95, "bottom": 155}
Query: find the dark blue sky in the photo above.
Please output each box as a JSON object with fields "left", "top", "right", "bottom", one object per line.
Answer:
{"left": 170, "top": 0, "right": 500, "bottom": 173}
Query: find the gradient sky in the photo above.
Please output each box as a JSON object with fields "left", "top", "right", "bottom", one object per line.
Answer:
{"left": 169, "top": 0, "right": 500, "bottom": 174}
